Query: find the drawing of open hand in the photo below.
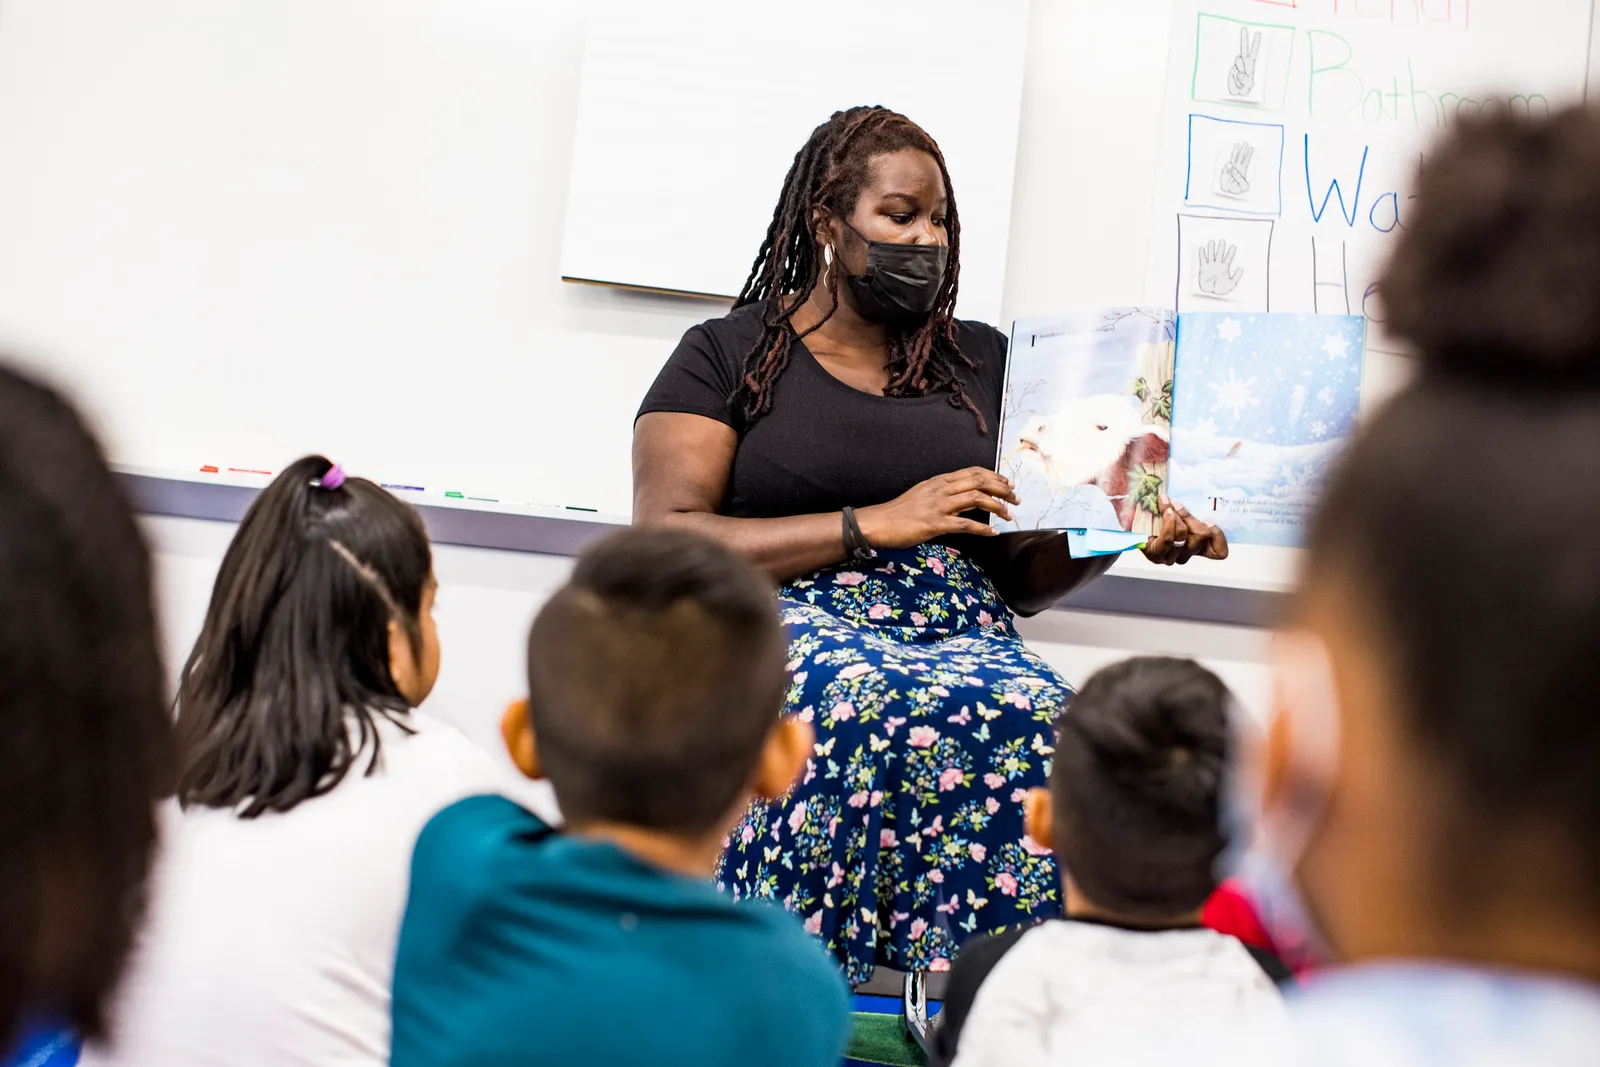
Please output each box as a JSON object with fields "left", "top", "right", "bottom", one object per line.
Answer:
{"left": 1220, "top": 141, "right": 1253, "bottom": 196}
{"left": 1228, "top": 27, "right": 1261, "bottom": 97}
{"left": 1198, "top": 240, "right": 1243, "bottom": 296}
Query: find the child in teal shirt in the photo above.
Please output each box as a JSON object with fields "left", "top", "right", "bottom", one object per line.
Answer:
{"left": 390, "top": 528, "right": 849, "bottom": 1067}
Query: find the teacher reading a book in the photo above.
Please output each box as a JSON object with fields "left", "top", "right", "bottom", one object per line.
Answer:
{"left": 633, "top": 106, "right": 1227, "bottom": 982}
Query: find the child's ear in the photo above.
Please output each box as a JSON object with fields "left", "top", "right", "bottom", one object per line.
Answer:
{"left": 751, "top": 715, "right": 813, "bottom": 802}
{"left": 500, "top": 699, "right": 543, "bottom": 780}
{"left": 1024, "top": 787, "right": 1055, "bottom": 852}
{"left": 387, "top": 618, "right": 415, "bottom": 698}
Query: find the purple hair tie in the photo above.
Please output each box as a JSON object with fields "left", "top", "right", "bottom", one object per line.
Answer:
{"left": 316, "top": 463, "right": 347, "bottom": 490}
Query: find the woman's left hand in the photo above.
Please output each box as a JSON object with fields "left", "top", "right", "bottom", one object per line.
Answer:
{"left": 1141, "top": 495, "right": 1229, "bottom": 565}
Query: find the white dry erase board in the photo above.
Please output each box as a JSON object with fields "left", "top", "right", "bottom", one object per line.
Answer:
{"left": 0, "top": 0, "right": 1594, "bottom": 604}
{"left": 559, "top": 0, "right": 1029, "bottom": 326}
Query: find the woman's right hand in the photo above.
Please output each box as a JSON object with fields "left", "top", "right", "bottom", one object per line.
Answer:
{"left": 855, "top": 468, "right": 1020, "bottom": 550}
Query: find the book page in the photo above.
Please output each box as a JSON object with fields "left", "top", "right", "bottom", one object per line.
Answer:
{"left": 996, "top": 309, "right": 1176, "bottom": 535}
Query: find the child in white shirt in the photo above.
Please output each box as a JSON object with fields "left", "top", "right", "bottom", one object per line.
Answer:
{"left": 81, "top": 456, "right": 552, "bottom": 1067}
{"left": 935, "top": 657, "right": 1289, "bottom": 1067}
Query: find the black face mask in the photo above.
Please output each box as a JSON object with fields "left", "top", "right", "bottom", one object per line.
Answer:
{"left": 838, "top": 220, "right": 948, "bottom": 325}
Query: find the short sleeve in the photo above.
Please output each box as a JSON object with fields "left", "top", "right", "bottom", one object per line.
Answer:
{"left": 973, "top": 322, "right": 1010, "bottom": 400}
{"left": 637, "top": 321, "right": 745, "bottom": 429}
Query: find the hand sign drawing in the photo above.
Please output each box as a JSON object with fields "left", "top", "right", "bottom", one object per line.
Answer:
{"left": 1228, "top": 27, "right": 1262, "bottom": 97}
{"left": 1220, "top": 142, "right": 1253, "bottom": 196}
{"left": 1198, "top": 240, "right": 1243, "bottom": 297}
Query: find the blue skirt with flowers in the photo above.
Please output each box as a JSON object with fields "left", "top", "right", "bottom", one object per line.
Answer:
{"left": 716, "top": 543, "right": 1071, "bottom": 984}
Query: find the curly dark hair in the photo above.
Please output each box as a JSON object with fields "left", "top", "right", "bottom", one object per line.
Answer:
{"left": 1310, "top": 105, "right": 1600, "bottom": 918}
{"left": 0, "top": 363, "right": 174, "bottom": 1046}
{"left": 733, "top": 105, "right": 984, "bottom": 429}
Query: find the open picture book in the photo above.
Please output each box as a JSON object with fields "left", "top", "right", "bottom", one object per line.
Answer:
{"left": 994, "top": 308, "right": 1366, "bottom": 556}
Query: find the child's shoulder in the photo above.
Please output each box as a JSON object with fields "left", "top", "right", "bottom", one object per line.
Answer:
{"left": 413, "top": 794, "right": 552, "bottom": 882}
{"left": 730, "top": 901, "right": 851, "bottom": 1006}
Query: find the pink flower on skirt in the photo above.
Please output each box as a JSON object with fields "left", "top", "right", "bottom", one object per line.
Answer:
{"left": 907, "top": 726, "right": 939, "bottom": 748}
{"left": 831, "top": 701, "right": 856, "bottom": 721}
{"left": 995, "top": 872, "right": 1019, "bottom": 897}
{"left": 1023, "top": 834, "right": 1053, "bottom": 857}
{"left": 880, "top": 829, "right": 899, "bottom": 849}
{"left": 804, "top": 911, "right": 824, "bottom": 935}
{"left": 938, "top": 767, "right": 964, "bottom": 792}
{"left": 910, "top": 612, "right": 928, "bottom": 627}
{"left": 848, "top": 791, "right": 870, "bottom": 808}
{"left": 977, "top": 610, "right": 993, "bottom": 627}
{"left": 984, "top": 773, "right": 1006, "bottom": 789}
{"left": 834, "top": 572, "right": 867, "bottom": 586}
{"left": 929, "top": 957, "right": 952, "bottom": 973}
{"left": 910, "top": 918, "right": 929, "bottom": 939}
{"left": 838, "top": 662, "right": 874, "bottom": 680}
{"left": 969, "top": 842, "right": 987, "bottom": 862}
{"left": 1011, "top": 788, "right": 1029, "bottom": 803}
{"left": 928, "top": 869, "right": 945, "bottom": 884}
{"left": 788, "top": 802, "right": 807, "bottom": 834}
{"left": 868, "top": 603, "right": 892, "bottom": 620}
{"left": 985, "top": 797, "right": 1001, "bottom": 815}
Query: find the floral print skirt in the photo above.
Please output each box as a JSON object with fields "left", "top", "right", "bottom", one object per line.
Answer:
{"left": 716, "top": 543, "right": 1072, "bottom": 984}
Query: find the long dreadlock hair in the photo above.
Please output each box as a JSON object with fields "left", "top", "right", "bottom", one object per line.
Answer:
{"left": 733, "top": 106, "right": 985, "bottom": 431}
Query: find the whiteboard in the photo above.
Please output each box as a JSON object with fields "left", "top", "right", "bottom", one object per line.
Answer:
{"left": 559, "top": 0, "right": 1029, "bottom": 326}
{"left": 0, "top": 0, "right": 1592, "bottom": 601}
{"left": 1120, "top": 0, "right": 1595, "bottom": 593}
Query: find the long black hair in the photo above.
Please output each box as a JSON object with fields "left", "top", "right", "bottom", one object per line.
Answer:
{"left": 174, "top": 455, "right": 432, "bottom": 818}
{"left": 1308, "top": 105, "right": 1600, "bottom": 914}
{"left": 733, "top": 105, "right": 983, "bottom": 429}
{"left": 0, "top": 363, "right": 173, "bottom": 1046}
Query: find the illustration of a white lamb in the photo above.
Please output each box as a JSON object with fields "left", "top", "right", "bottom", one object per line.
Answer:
{"left": 1009, "top": 393, "right": 1170, "bottom": 529}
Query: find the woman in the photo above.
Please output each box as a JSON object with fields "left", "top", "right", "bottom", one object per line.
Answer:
{"left": 635, "top": 106, "right": 1226, "bottom": 981}
{"left": 1248, "top": 107, "right": 1600, "bottom": 1066}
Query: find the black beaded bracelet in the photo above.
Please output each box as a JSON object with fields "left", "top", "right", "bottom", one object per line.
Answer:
{"left": 841, "top": 506, "right": 876, "bottom": 562}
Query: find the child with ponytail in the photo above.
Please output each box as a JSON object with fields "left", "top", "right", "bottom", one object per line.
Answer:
{"left": 81, "top": 456, "right": 552, "bottom": 1067}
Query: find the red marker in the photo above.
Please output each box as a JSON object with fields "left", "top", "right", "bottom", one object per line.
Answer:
{"left": 200, "top": 465, "right": 219, "bottom": 473}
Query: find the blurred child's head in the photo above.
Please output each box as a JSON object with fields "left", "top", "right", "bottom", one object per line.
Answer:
{"left": 0, "top": 364, "right": 174, "bottom": 1046}
{"left": 176, "top": 455, "right": 437, "bottom": 819}
{"left": 1026, "top": 657, "right": 1233, "bottom": 924}
{"left": 1269, "top": 105, "right": 1600, "bottom": 972}
{"left": 503, "top": 527, "right": 806, "bottom": 840}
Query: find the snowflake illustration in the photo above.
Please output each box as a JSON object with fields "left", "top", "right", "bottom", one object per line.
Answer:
{"left": 1317, "top": 386, "right": 1337, "bottom": 406}
{"left": 1322, "top": 334, "right": 1350, "bottom": 359}
{"left": 1208, "top": 367, "right": 1260, "bottom": 423}
{"left": 1216, "top": 317, "right": 1242, "bottom": 343}
{"left": 1311, "top": 420, "right": 1329, "bottom": 437}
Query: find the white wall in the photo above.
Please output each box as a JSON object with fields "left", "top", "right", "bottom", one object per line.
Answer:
{"left": 110, "top": 0, "right": 1273, "bottom": 738}
{"left": 143, "top": 514, "right": 1273, "bottom": 764}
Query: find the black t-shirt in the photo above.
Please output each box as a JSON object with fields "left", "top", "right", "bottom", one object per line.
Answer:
{"left": 637, "top": 303, "right": 1008, "bottom": 519}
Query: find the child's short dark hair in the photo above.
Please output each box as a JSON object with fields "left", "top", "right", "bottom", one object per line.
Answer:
{"left": 0, "top": 362, "right": 174, "bottom": 1044}
{"left": 175, "top": 455, "right": 432, "bottom": 818}
{"left": 526, "top": 527, "right": 786, "bottom": 836}
{"left": 1052, "top": 657, "right": 1232, "bottom": 919}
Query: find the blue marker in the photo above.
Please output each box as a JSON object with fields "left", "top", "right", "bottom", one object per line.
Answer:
{"left": 381, "top": 483, "right": 425, "bottom": 493}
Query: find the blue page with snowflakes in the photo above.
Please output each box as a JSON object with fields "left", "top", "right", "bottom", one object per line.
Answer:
{"left": 1167, "top": 313, "right": 1366, "bottom": 548}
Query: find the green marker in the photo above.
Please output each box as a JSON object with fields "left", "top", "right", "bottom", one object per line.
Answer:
{"left": 445, "top": 491, "right": 464, "bottom": 499}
